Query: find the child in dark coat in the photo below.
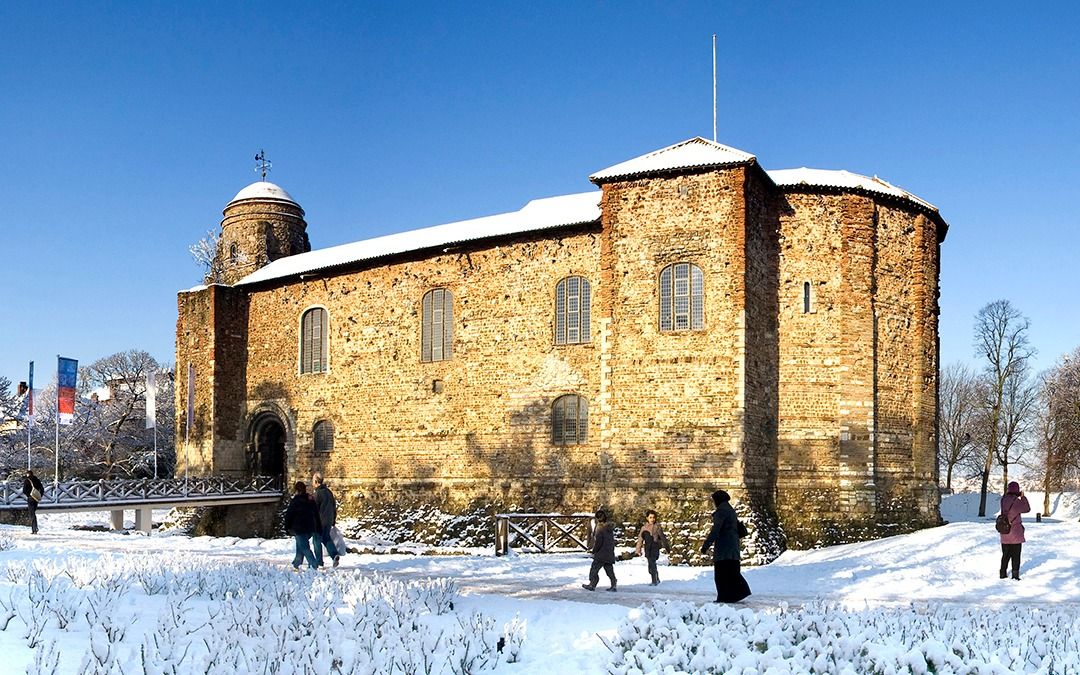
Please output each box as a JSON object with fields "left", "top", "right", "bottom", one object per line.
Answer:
{"left": 582, "top": 509, "right": 618, "bottom": 592}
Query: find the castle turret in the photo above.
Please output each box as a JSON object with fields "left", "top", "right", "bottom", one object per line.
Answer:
{"left": 213, "top": 181, "right": 310, "bottom": 284}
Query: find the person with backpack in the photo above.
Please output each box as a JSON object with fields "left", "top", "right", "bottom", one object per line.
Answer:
{"left": 635, "top": 509, "right": 670, "bottom": 586}
{"left": 22, "top": 470, "right": 44, "bottom": 534}
{"left": 582, "top": 509, "right": 618, "bottom": 592}
{"left": 999, "top": 481, "right": 1031, "bottom": 580}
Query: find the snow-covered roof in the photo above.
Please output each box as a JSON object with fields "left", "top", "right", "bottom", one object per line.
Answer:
{"left": 237, "top": 191, "right": 601, "bottom": 286}
{"left": 228, "top": 181, "right": 299, "bottom": 206}
{"left": 589, "top": 137, "right": 756, "bottom": 183}
{"left": 767, "top": 168, "right": 938, "bottom": 212}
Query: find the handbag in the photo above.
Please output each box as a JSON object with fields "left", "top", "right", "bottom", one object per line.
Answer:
{"left": 330, "top": 526, "right": 347, "bottom": 555}
{"left": 995, "top": 513, "right": 1011, "bottom": 534}
{"left": 737, "top": 520, "right": 749, "bottom": 538}
{"left": 30, "top": 486, "right": 42, "bottom": 502}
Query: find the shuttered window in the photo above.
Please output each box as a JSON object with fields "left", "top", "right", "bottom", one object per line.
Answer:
{"left": 313, "top": 420, "right": 334, "bottom": 453}
{"left": 555, "top": 276, "right": 591, "bottom": 345}
{"left": 300, "top": 308, "right": 329, "bottom": 374}
{"left": 552, "top": 394, "right": 588, "bottom": 445}
{"left": 421, "top": 289, "right": 454, "bottom": 362}
{"left": 659, "top": 263, "right": 704, "bottom": 332}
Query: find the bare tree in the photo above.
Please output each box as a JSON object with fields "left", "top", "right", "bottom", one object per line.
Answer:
{"left": 1035, "top": 348, "right": 1080, "bottom": 514}
{"left": 79, "top": 350, "right": 175, "bottom": 479}
{"left": 189, "top": 229, "right": 223, "bottom": 284}
{"left": 973, "top": 300, "right": 1034, "bottom": 517}
{"left": 993, "top": 359, "right": 1038, "bottom": 487}
{"left": 939, "top": 362, "right": 980, "bottom": 491}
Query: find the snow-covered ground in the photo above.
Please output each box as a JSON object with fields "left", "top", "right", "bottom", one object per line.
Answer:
{"left": 2, "top": 492, "right": 1078, "bottom": 674}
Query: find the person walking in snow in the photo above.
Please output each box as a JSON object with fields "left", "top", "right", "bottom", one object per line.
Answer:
{"left": 22, "top": 469, "right": 44, "bottom": 534}
{"left": 999, "top": 481, "right": 1031, "bottom": 580}
{"left": 311, "top": 472, "right": 341, "bottom": 568}
{"left": 582, "top": 509, "right": 618, "bottom": 592}
{"left": 701, "top": 489, "right": 751, "bottom": 603}
{"left": 635, "top": 509, "right": 670, "bottom": 585}
{"left": 283, "top": 481, "right": 322, "bottom": 571}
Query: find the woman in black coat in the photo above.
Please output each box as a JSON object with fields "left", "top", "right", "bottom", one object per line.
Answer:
{"left": 701, "top": 489, "right": 751, "bottom": 603}
{"left": 283, "top": 481, "right": 322, "bottom": 570}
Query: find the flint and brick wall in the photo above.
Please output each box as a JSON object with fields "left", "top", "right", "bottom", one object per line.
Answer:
{"left": 177, "top": 163, "right": 943, "bottom": 546}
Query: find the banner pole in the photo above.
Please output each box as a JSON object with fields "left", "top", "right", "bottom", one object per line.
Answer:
{"left": 54, "top": 355, "right": 60, "bottom": 492}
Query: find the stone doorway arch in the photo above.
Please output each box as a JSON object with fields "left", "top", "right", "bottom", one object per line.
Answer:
{"left": 249, "top": 412, "right": 287, "bottom": 477}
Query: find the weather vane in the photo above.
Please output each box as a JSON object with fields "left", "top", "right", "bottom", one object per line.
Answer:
{"left": 254, "top": 149, "right": 272, "bottom": 180}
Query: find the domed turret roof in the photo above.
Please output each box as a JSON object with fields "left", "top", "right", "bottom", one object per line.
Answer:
{"left": 227, "top": 181, "right": 299, "bottom": 206}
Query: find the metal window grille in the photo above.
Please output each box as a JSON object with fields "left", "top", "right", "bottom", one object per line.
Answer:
{"left": 422, "top": 289, "right": 453, "bottom": 362}
{"left": 313, "top": 420, "right": 334, "bottom": 453}
{"left": 552, "top": 394, "right": 588, "bottom": 445}
{"left": 660, "top": 263, "right": 704, "bottom": 331}
{"left": 555, "top": 276, "right": 591, "bottom": 345}
{"left": 301, "top": 308, "right": 328, "bottom": 373}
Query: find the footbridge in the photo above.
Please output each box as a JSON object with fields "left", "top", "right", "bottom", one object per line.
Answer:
{"left": 0, "top": 476, "right": 283, "bottom": 534}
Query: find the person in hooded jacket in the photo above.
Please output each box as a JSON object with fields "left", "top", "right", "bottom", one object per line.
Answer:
{"left": 283, "top": 481, "right": 321, "bottom": 570}
{"left": 701, "top": 489, "right": 751, "bottom": 603}
{"left": 582, "top": 509, "right": 618, "bottom": 592}
{"left": 999, "top": 480, "right": 1031, "bottom": 580}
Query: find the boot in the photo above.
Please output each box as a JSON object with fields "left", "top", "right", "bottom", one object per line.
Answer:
{"left": 607, "top": 582, "right": 617, "bottom": 592}
{"left": 999, "top": 569, "right": 1007, "bottom": 579}
{"left": 581, "top": 584, "right": 595, "bottom": 591}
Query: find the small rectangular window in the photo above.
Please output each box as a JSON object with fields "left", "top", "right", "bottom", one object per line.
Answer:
{"left": 803, "top": 281, "right": 812, "bottom": 314}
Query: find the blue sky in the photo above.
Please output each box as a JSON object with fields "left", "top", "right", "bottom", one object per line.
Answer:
{"left": 1, "top": 2, "right": 1078, "bottom": 386}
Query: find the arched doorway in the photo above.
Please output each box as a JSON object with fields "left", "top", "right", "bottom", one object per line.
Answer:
{"left": 249, "top": 413, "right": 286, "bottom": 477}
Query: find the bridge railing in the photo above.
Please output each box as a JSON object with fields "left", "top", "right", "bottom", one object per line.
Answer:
{"left": 0, "top": 475, "right": 282, "bottom": 509}
{"left": 494, "top": 512, "right": 596, "bottom": 556}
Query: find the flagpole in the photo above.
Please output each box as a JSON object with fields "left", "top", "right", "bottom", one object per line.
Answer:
{"left": 27, "top": 361, "right": 34, "bottom": 472}
{"left": 54, "top": 355, "right": 60, "bottom": 492}
{"left": 712, "top": 33, "right": 717, "bottom": 143}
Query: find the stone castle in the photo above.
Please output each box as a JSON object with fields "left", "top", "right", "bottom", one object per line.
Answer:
{"left": 176, "top": 137, "right": 948, "bottom": 547}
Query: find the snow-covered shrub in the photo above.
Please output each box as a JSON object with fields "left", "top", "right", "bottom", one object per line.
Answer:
{"left": 0, "top": 532, "right": 14, "bottom": 551}
{"left": 607, "top": 599, "right": 1080, "bottom": 674}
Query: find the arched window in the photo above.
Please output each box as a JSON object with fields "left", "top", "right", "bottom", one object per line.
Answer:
{"left": 552, "top": 394, "right": 588, "bottom": 445}
{"left": 313, "top": 420, "right": 334, "bottom": 453}
{"left": 229, "top": 243, "right": 239, "bottom": 264}
{"left": 300, "top": 307, "right": 329, "bottom": 374}
{"left": 555, "top": 276, "right": 591, "bottom": 345}
{"left": 659, "top": 262, "right": 704, "bottom": 331}
{"left": 421, "top": 289, "right": 454, "bottom": 362}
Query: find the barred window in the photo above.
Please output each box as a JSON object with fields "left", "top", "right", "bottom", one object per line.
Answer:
{"left": 552, "top": 394, "right": 588, "bottom": 445}
{"left": 313, "top": 420, "right": 334, "bottom": 453}
{"left": 659, "top": 262, "right": 704, "bottom": 331}
{"left": 421, "top": 288, "right": 454, "bottom": 362}
{"left": 555, "top": 276, "right": 591, "bottom": 345}
{"left": 300, "top": 307, "right": 329, "bottom": 374}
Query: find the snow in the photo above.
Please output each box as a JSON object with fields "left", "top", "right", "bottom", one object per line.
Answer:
{"left": 228, "top": 181, "right": 300, "bottom": 206}
{"left": 767, "top": 167, "right": 938, "bottom": 212}
{"left": 236, "top": 191, "right": 601, "bottom": 286}
{"left": 2, "top": 492, "right": 1078, "bottom": 674}
{"left": 589, "top": 137, "right": 755, "bottom": 183}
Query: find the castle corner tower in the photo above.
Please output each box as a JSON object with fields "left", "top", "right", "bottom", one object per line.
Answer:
{"left": 214, "top": 181, "right": 310, "bottom": 285}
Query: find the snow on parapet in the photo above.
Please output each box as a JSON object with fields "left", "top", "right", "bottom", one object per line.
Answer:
{"left": 589, "top": 137, "right": 756, "bottom": 183}
{"left": 237, "top": 191, "right": 601, "bottom": 286}
{"left": 767, "top": 168, "right": 938, "bottom": 212}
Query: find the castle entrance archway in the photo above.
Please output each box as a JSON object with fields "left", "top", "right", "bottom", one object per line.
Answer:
{"left": 249, "top": 413, "right": 286, "bottom": 477}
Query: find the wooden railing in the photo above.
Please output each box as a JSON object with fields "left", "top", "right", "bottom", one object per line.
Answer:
{"left": 494, "top": 512, "right": 595, "bottom": 556}
{"left": 0, "top": 476, "right": 282, "bottom": 509}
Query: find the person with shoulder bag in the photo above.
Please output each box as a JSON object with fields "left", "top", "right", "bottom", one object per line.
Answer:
{"left": 22, "top": 470, "right": 45, "bottom": 535}
{"left": 998, "top": 481, "right": 1031, "bottom": 580}
{"left": 701, "top": 489, "right": 751, "bottom": 603}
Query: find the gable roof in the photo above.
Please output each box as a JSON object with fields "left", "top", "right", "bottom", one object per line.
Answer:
{"left": 236, "top": 191, "right": 601, "bottom": 286}
{"left": 589, "top": 137, "right": 756, "bottom": 184}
